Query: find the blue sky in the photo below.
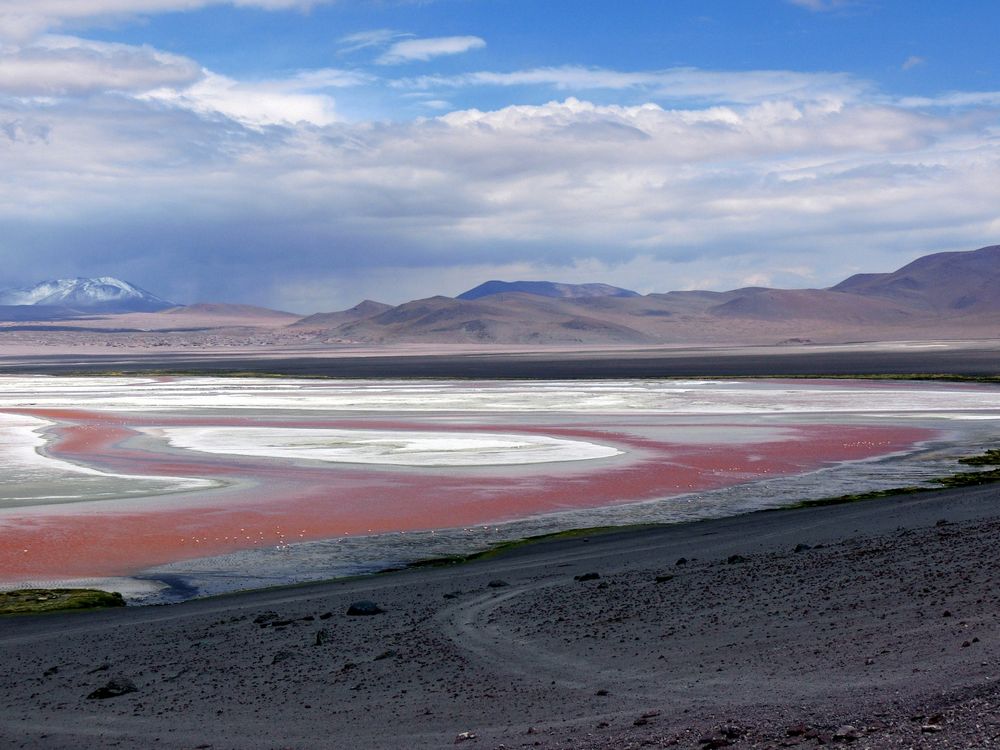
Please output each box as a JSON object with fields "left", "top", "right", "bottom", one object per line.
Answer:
{"left": 1, "top": 0, "right": 998, "bottom": 310}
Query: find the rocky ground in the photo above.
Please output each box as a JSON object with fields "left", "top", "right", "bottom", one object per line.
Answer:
{"left": 1, "top": 483, "right": 1000, "bottom": 749}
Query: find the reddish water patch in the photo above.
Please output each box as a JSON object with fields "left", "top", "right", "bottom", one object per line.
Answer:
{"left": 0, "top": 408, "right": 934, "bottom": 581}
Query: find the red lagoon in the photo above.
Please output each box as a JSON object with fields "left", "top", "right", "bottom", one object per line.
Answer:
{"left": 0, "top": 408, "right": 933, "bottom": 582}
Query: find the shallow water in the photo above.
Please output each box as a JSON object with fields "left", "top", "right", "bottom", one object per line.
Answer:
{"left": 0, "top": 375, "right": 997, "bottom": 603}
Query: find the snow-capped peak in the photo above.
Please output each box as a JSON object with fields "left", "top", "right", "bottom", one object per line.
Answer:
{"left": 0, "top": 277, "right": 174, "bottom": 311}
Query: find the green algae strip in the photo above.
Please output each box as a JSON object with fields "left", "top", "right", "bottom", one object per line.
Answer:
{"left": 0, "top": 588, "right": 125, "bottom": 616}
{"left": 759, "top": 446, "right": 1000, "bottom": 511}
{"left": 410, "top": 447, "right": 1000, "bottom": 564}
{"left": 402, "top": 525, "right": 662, "bottom": 569}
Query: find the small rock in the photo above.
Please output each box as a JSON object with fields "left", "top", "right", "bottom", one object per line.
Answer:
{"left": 346, "top": 601, "right": 384, "bottom": 616}
{"left": 921, "top": 724, "right": 943, "bottom": 733}
{"left": 574, "top": 572, "right": 601, "bottom": 582}
{"left": 719, "top": 725, "right": 743, "bottom": 739}
{"left": 271, "top": 651, "right": 295, "bottom": 665}
{"left": 319, "top": 612, "right": 333, "bottom": 620}
{"left": 935, "top": 519, "right": 949, "bottom": 527}
{"left": 700, "top": 739, "right": 731, "bottom": 750}
{"left": 314, "top": 629, "right": 330, "bottom": 646}
{"left": 454, "top": 730, "right": 477, "bottom": 742}
{"left": 675, "top": 557, "right": 688, "bottom": 566}
{"left": 655, "top": 574, "right": 674, "bottom": 583}
{"left": 443, "top": 591, "right": 461, "bottom": 599}
{"left": 786, "top": 724, "right": 810, "bottom": 737}
{"left": 487, "top": 580, "right": 509, "bottom": 588}
{"left": 42, "top": 666, "right": 59, "bottom": 677}
{"left": 253, "top": 611, "right": 279, "bottom": 625}
{"left": 832, "top": 725, "right": 859, "bottom": 742}
{"left": 374, "top": 650, "right": 398, "bottom": 661}
{"left": 793, "top": 543, "right": 811, "bottom": 553}
{"left": 726, "top": 555, "right": 747, "bottom": 565}
{"left": 87, "top": 677, "right": 138, "bottom": 700}
{"left": 594, "top": 689, "right": 609, "bottom": 696}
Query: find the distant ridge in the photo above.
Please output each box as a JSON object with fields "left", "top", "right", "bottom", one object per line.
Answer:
{"left": 296, "top": 244, "right": 1000, "bottom": 345}
{"left": 457, "top": 280, "right": 640, "bottom": 301}
{"left": 2, "top": 244, "right": 997, "bottom": 345}
{"left": 831, "top": 244, "right": 1000, "bottom": 312}
{"left": 0, "top": 277, "right": 173, "bottom": 313}
{"left": 164, "top": 303, "right": 299, "bottom": 319}
{"left": 291, "top": 300, "right": 393, "bottom": 328}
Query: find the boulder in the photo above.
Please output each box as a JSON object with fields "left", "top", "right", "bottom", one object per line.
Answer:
{"left": 346, "top": 600, "right": 384, "bottom": 616}
{"left": 87, "top": 677, "right": 138, "bottom": 700}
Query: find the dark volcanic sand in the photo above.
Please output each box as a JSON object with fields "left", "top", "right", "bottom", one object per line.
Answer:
{"left": 2, "top": 484, "right": 1000, "bottom": 749}
{"left": 2, "top": 341, "right": 999, "bottom": 378}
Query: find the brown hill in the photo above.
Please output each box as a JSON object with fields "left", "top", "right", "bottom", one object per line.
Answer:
{"left": 332, "top": 294, "right": 654, "bottom": 344}
{"left": 290, "top": 300, "right": 392, "bottom": 329}
{"left": 709, "top": 288, "right": 917, "bottom": 323}
{"left": 831, "top": 244, "right": 1000, "bottom": 312}
{"left": 297, "top": 244, "right": 999, "bottom": 345}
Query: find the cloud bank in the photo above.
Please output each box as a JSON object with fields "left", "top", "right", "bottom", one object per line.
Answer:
{"left": 0, "top": 7, "right": 998, "bottom": 311}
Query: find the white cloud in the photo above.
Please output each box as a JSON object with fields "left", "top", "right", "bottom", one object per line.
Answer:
{"left": 898, "top": 91, "right": 1000, "bottom": 108}
{"left": 0, "top": 0, "right": 331, "bottom": 41}
{"left": 0, "top": 36, "right": 202, "bottom": 96}
{"left": 0, "top": 33, "right": 363, "bottom": 127}
{"left": 395, "top": 65, "right": 867, "bottom": 104}
{"left": 338, "top": 28, "right": 409, "bottom": 55}
{"left": 141, "top": 67, "right": 369, "bottom": 126}
{"left": 901, "top": 55, "right": 925, "bottom": 71}
{"left": 787, "top": 0, "right": 854, "bottom": 11}
{"left": 376, "top": 35, "right": 485, "bottom": 65}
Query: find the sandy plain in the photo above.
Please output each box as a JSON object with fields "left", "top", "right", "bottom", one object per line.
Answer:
{"left": 0, "top": 338, "right": 997, "bottom": 382}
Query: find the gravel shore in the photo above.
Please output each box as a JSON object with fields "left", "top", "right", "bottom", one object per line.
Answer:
{"left": 2, "top": 483, "right": 999, "bottom": 749}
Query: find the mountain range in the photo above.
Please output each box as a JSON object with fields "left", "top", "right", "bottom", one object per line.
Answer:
{"left": 2, "top": 244, "right": 997, "bottom": 345}
{"left": 290, "top": 244, "right": 1000, "bottom": 345}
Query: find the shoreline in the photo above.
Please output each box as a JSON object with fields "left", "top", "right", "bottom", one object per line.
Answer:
{"left": 3, "top": 480, "right": 1000, "bottom": 748}
{"left": 31, "top": 443, "right": 1000, "bottom": 609}
{"left": 0, "top": 426, "right": 989, "bottom": 602}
